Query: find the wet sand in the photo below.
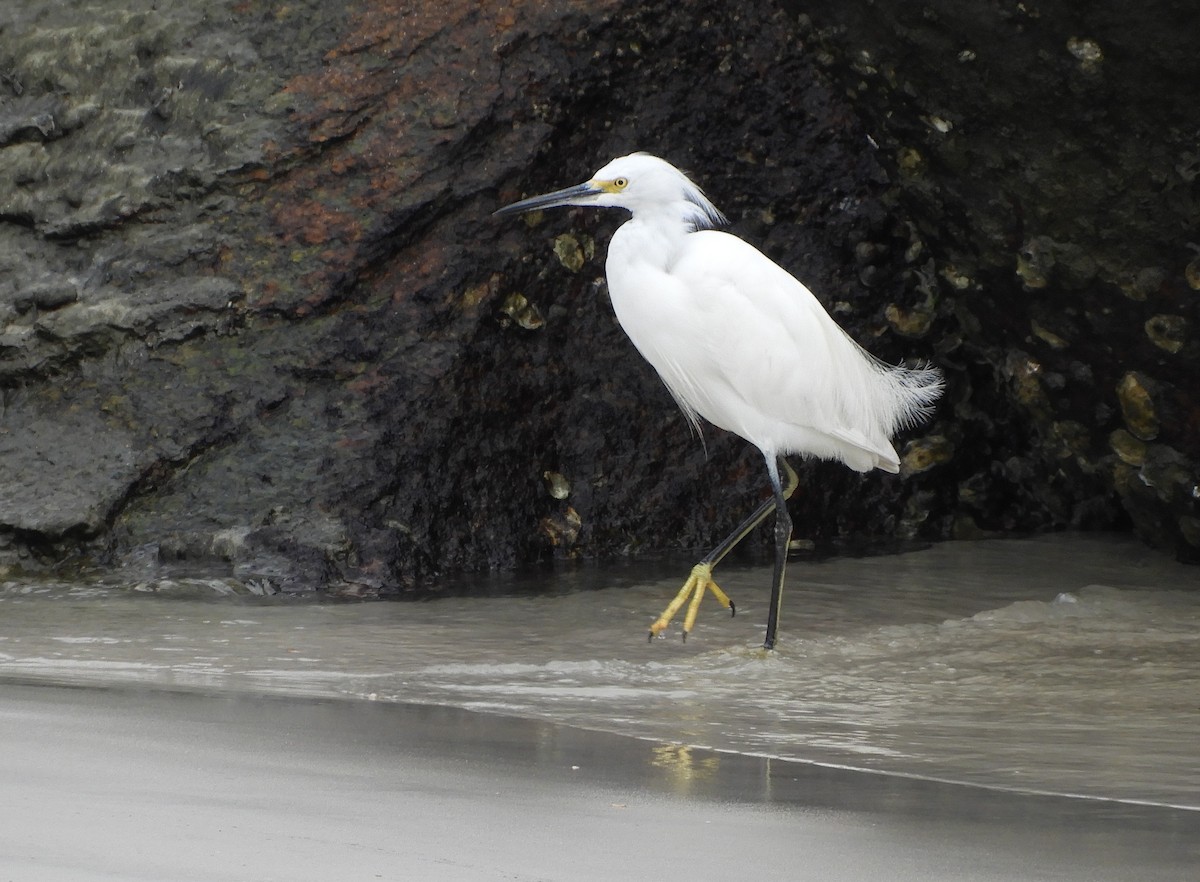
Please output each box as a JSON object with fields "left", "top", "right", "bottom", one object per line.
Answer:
{"left": 2, "top": 682, "right": 1196, "bottom": 881}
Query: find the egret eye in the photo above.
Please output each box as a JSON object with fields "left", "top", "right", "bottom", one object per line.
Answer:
{"left": 613, "top": 177, "right": 628, "bottom": 189}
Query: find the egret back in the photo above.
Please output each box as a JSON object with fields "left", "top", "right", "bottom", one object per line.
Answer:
{"left": 605, "top": 224, "right": 941, "bottom": 473}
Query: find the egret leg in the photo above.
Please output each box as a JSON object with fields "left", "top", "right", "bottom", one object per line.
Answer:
{"left": 762, "top": 455, "right": 793, "bottom": 651}
{"left": 648, "top": 458, "right": 798, "bottom": 642}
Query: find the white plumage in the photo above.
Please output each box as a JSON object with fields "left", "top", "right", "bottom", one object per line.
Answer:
{"left": 496, "top": 152, "right": 943, "bottom": 648}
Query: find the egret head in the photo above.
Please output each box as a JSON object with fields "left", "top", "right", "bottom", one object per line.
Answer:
{"left": 494, "top": 152, "right": 726, "bottom": 230}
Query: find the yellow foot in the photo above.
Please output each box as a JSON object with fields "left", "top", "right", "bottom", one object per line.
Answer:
{"left": 648, "top": 563, "right": 735, "bottom": 641}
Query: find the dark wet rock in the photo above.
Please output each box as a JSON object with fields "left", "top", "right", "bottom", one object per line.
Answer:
{"left": 793, "top": 0, "right": 1199, "bottom": 561}
{"left": 0, "top": 409, "right": 137, "bottom": 537}
{"left": 0, "top": 0, "right": 1196, "bottom": 591}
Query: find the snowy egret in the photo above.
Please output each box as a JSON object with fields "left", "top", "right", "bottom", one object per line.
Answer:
{"left": 496, "top": 153, "right": 943, "bottom": 649}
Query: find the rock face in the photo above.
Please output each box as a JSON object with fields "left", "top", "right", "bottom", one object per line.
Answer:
{"left": 0, "top": 0, "right": 1195, "bottom": 593}
{"left": 791, "top": 0, "right": 1200, "bottom": 561}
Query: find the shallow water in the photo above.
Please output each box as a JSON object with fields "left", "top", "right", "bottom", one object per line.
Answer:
{"left": 1, "top": 534, "right": 1197, "bottom": 809}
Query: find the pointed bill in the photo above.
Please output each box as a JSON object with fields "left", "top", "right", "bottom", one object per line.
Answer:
{"left": 493, "top": 181, "right": 603, "bottom": 217}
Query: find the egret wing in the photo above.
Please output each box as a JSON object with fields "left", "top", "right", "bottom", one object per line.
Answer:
{"left": 669, "top": 232, "right": 888, "bottom": 453}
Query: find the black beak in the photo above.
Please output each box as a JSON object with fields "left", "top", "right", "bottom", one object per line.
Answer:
{"left": 493, "top": 182, "right": 602, "bottom": 217}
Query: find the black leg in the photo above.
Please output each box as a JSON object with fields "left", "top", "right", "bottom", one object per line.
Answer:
{"left": 701, "top": 457, "right": 798, "bottom": 573}
{"left": 762, "top": 455, "right": 794, "bottom": 651}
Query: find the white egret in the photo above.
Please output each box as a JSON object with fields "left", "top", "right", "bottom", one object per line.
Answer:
{"left": 496, "top": 153, "right": 943, "bottom": 649}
